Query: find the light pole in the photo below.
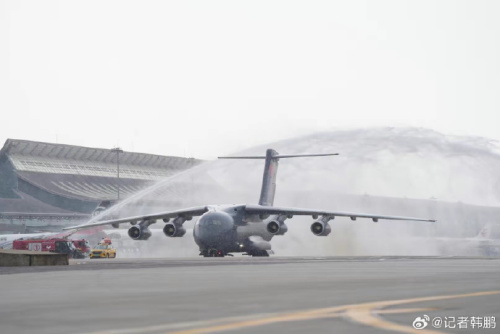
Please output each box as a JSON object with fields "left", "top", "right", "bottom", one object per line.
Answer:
{"left": 111, "top": 147, "right": 123, "bottom": 200}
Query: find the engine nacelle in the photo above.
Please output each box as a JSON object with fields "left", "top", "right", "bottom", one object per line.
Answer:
{"left": 163, "top": 223, "right": 186, "bottom": 237}
{"left": 310, "top": 221, "right": 331, "bottom": 236}
{"left": 266, "top": 220, "right": 288, "bottom": 235}
{"left": 128, "top": 225, "right": 152, "bottom": 240}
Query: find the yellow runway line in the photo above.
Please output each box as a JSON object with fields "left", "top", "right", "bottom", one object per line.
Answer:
{"left": 87, "top": 290, "right": 500, "bottom": 334}
{"left": 169, "top": 290, "right": 500, "bottom": 334}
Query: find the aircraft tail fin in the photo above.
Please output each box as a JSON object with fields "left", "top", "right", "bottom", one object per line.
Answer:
{"left": 476, "top": 224, "right": 493, "bottom": 239}
{"left": 219, "top": 149, "right": 339, "bottom": 207}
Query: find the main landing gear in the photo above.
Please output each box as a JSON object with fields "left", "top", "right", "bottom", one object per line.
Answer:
{"left": 244, "top": 250, "right": 269, "bottom": 257}
{"left": 200, "top": 249, "right": 269, "bottom": 257}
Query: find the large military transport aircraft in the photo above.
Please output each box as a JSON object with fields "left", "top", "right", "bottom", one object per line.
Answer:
{"left": 65, "top": 149, "right": 435, "bottom": 257}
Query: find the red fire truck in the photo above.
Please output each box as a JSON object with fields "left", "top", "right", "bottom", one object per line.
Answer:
{"left": 12, "top": 238, "right": 87, "bottom": 259}
{"left": 71, "top": 239, "right": 91, "bottom": 255}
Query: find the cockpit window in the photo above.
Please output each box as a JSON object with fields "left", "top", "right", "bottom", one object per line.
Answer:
{"left": 199, "top": 213, "right": 231, "bottom": 230}
{"left": 207, "top": 219, "right": 223, "bottom": 227}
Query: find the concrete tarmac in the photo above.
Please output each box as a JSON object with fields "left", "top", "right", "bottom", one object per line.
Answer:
{"left": 0, "top": 257, "right": 499, "bottom": 334}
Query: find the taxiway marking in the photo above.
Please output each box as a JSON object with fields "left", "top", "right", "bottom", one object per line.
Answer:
{"left": 87, "top": 290, "right": 500, "bottom": 334}
{"left": 169, "top": 291, "right": 500, "bottom": 334}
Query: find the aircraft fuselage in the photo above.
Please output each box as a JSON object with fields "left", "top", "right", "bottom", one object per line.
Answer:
{"left": 192, "top": 206, "right": 273, "bottom": 256}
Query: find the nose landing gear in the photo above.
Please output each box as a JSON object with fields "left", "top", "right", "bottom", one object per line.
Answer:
{"left": 201, "top": 249, "right": 227, "bottom": 257}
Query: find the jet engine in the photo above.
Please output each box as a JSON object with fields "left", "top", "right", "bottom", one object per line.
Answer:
{"left": 310, "top": 221, "right": 331, "bottom": 236}
{"left": 128, "top": 225, "right": 152, "bottom": 240}
{"left": 163, "top": 223, "right": 186, "bottom": 237}
{"left": 266, "top": 220, "right": 288, "bottom": 235}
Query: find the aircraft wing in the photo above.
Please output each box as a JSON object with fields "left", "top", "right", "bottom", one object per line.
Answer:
{"left": 63, "top": 206, "right": 210, "bottom": 230}
{"left": 244, "top": 205, "right": 436, "bottom": 222}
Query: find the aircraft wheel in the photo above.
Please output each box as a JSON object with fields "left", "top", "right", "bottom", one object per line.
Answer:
{"left": 251, "top": 250, "right": 269, "bottom": 257}
{"left": 201, "top": 250, "right": 210, "bottom": 257}
{"left": 203, "top": 249, "right": 225, "bottom": 257}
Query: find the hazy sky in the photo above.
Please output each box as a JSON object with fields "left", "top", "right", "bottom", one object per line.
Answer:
{"left": 1, "top": 1, "right": 499, "bottom": 159}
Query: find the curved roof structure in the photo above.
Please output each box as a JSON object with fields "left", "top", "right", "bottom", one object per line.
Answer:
{"left": 1, "top": 139, "right": 199, "bottom": 180}
{"left": 0, "top": 139, "right": 202, "bottom": 210}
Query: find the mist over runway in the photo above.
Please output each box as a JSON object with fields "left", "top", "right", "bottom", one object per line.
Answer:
{"left": 88, "top": 127, "right": 500, "bottom": 257}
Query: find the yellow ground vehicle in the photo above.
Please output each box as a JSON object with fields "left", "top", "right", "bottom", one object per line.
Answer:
{"left": 89, "top": 244, "right": 116, "bottom": 258}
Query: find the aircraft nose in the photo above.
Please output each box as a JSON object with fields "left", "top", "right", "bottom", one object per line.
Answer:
{"left": 196, "top": 212, "right": 234, "bottom": 242}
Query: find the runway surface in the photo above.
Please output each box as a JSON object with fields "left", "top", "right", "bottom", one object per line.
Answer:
{"left": 1, "top": 257, "right": 499, "bottom": 334}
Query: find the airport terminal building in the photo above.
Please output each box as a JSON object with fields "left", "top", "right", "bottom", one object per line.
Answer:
{"left": 0, "top": 139, "right": 201, "bottom": 233}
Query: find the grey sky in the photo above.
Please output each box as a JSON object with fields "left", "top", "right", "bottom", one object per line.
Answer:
{"left": 1, "top": 1, "right": 499, "bottom": 159}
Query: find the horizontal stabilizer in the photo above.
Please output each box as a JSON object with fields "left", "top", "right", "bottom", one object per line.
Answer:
{"left": 218, "top": 153, "right": 339, "bottom": 159}
{"left": 218, "top": 156, "right": 266, "bottom": 159}
{"left": 220, "top": 149, "right": 339, "bottom": 206}
{"left": 275, "top": 153, "right": 339, "bottom": 158}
